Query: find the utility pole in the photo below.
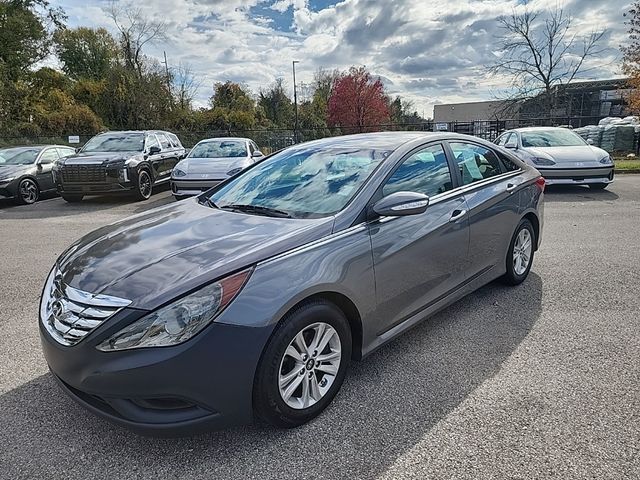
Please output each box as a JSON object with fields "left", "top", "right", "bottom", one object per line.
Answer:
{"left": 292, "top": 60, "right": 299, "bottom": 143}
{"left": 163, "top": 51, "right": 171, "bottom": 95}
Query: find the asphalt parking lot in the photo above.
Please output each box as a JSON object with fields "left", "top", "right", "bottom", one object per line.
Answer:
{"left": 1, "top": 177, "right": 639, "bottom": 479}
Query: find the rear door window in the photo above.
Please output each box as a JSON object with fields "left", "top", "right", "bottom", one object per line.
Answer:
{"left": 449, "top": 142, "right": 505, "bottom": 185}
{"left": 157, "top": 133, "right": 172, "bottom": 150}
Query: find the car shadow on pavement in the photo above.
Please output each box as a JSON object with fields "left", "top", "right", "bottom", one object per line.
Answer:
{"left": 0, "top": 273, "right": 543, "bottom": 480}
{"left": 544, "top": 185, "right": 619, "bottom": 203}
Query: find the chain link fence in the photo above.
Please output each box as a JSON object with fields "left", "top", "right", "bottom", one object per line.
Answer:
{"left": 1, "top": 115, "right": 636, "bottom": 153}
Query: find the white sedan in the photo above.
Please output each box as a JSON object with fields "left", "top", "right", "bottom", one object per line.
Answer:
{"left": 170, "top": 137, "right": 264, "bottom": 199}
{"left": 495, "top": 127, "right": 614, "bottom": 189}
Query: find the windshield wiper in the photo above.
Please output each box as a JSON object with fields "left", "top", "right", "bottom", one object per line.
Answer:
{"left": 220, "top": 204, "right": 292, "bottom": 218}
{"left": 199, "top": 197, "right": 218, "bottom": 209}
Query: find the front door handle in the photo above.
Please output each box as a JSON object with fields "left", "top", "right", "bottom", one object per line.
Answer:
{"left": 506, "top": 183, "right": 518, "bottom": 193}
{"left": 449, "top": 209, "right": 467, "bottom": 222}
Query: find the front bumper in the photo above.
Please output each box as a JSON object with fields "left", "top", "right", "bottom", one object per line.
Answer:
{"left": 171, "top": 178, "right": 225, "bottom": 197}
{"left": 538, "top": 166, "right": 614, "bottom": 185}
{"left": 0, "top": 179, "right": 18, "bottom": 199}
{"left": 40, "top": 308, "right": 274, "bottom": 436}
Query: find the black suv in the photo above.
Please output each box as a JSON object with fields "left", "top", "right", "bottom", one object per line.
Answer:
{"left": 54, "top": 130, "right": 186, "bottom": 202}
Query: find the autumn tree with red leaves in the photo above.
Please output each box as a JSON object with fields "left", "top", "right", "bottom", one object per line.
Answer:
{"left": 623, "top": 2, "right": 640, "bottom": 113}
{"left": 327, "top": 66, "right": 390, "bottom": 132}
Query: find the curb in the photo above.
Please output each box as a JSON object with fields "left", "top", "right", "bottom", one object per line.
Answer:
{"left": 614, "top": 169, "right": 640, "bottom": 174}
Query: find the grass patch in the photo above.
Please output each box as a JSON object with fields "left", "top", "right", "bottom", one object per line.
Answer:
{"left": 614, "top": 158, "right": 640, "bottom": 171}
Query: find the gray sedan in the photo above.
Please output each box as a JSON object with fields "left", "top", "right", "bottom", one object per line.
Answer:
{"left": 0, "top": 145, "right": 76, "bottom": 204}
{"left": 39, "top": 132, "right": 544, "bottom": 435}
{"left": 495, "top": 127, "right": 614, "bottom": 189}
{"left": 170, "top": 137, "right": 264, "bottom": 199}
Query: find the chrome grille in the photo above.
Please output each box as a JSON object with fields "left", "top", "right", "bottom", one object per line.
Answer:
{"left": 60, "top": 165, "right": 107, "bottom": 183}
{"left": 40, "top": 269, "right": 131, "bottom": 346}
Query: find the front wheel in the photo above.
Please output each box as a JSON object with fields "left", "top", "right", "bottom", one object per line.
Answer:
{"left": 17, "top": 178, "right": 39, "bottom": 204}
{"left": 134, "top": 169, "right": 152, "bottom": 201}
{"left": 253, "top": 300, "right": 351, "bottom": 428}
{"left": 501, "top": 218, "right": 535, "bottom": 285}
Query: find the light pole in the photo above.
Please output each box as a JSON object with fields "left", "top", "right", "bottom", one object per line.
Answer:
{"left": 292, "top": 60, "right": 299, "bottom": 143}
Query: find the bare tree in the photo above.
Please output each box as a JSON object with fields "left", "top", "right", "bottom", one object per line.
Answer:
{"left": 106, "top": 1, "right": 166, "bottom": 77}
{"left": 171, "top": 63, "right": 201, "bottom": 110}
{"left": 490, "top": 6, "right": 606, "bottom": 117}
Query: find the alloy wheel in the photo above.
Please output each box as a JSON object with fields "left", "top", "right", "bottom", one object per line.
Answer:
{"left": 278, "top": 322, "right": 342, "bottom": 409}
{"left": 138, "top": 171, "right": 152, "bottom": 199}
{"left": 513, "top": 228, "right": 532, "bottom": 276}
{"left": 19, "top": 179, "right": 38, "bottom": 204}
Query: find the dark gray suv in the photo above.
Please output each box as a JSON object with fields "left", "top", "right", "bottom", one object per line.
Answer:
{"left": 40, "top": 132, "right": 544, "bottom": 435}
{"left": 54, "top": 130, "right": 185, "bottom": 202}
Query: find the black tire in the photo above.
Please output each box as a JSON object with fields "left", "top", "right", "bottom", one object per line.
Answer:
{"left": 61, "top": 194, "right": 84, "bottom": 203}
{"left": 501, "top": 218, "right": 535, "bottom": 286}
{"left": 134, "top": 169, "right": 153, "bottom": 201}
{"left": 589, "top": 183, "right": 608, "bottom": 190}
{"left": 253, "top": 299, "right": 352, "bottom": 428}
{"left": 16, "top": 178, "right": 39, "bottom": 205}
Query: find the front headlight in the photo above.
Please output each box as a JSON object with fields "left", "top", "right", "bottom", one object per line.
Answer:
{"left": 173, "top": 168, "right": 187, "bottom": 177}
{"left": 97, "top": 268, "right": 253, "bottom": 351}
{"left": 599, "top": 155, "right": 613, "bottom": 165}
{"left": 226, "top": 167, "right": 243, "bottom": 177}
{"left": 532, "top": 157, "right": 556, "bottom": 166}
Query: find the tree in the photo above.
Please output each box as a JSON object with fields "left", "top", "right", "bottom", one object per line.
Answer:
{"left": 54, "top": 27, "right": 118, "bottom": 80}
{"left": 491, "top": 6, "right": 606, "bottom": 117}
{"left": 106, "top": 1, "right": 166, "bottom": 78}
{"left": 258, "top": 78, "right": 294, "bottom": 127}
{"left": 171, "top": 63, "right": 200, "bottom": 111}
{"left": 327, "top": 66, "right": 390, "bottom": 132}
{"left": 622, "top": 2, "right": 640, "bottom": 113}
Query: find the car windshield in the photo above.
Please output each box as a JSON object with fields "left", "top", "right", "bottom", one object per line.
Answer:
{"left": 189, "top": 140, "right": 247, "bottom": 158}
{"left": 81, "top": 133, "right": 145, "bottom": 152}
{"left": 521, "top": 129, "right": 586, "bottom": 148}
{"left": 0, "top": 148, "right": 40, "bottom": 165}
{"left": 206, "top": 146, "right": 390, "bottom": 219}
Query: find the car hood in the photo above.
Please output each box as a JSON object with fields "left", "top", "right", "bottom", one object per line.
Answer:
{"left": 523, "top": 145, "right": 607, "bottom": 165}
{"left": 177, "top": 157, "right": 249, "bottom": 176}
{"left": 0, "top": 164, "right": 31, "bottom": 178}
{"left": 57, "top": 200, "right": 332, "bottom": 309}
{"left": 60, "top": 151, "right": 141, "bottom": 166}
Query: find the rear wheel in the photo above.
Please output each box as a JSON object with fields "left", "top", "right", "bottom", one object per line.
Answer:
{"left": 17, "top": 178, "right": 39, "bottom": 205}
{"left": 134, "top": 169, "right": 152, "bottom": 201}
{"left": 589, "top": 183, "right": 608, "bottom": 190}
{"left": 501, "top": 218, "right": 535, "bottom": 285}
{"left": 253, "top": 300, "right": 351, "bottom": 428}
{"left": 61, "top": 194, "right": 84, "bottom": 203}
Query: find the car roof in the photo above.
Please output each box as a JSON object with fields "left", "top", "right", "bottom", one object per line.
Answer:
{"left": 510, "top": 126, "right": 571, "bottom": 133}
{"left": 0, "top": 145, "right": 70, "bottom": 150}
{"left": 197, "top": 137, "right": 250, "bottom": 143}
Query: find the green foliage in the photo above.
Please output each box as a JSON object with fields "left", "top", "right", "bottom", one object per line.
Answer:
{"left": 54, "top": 27, "right": 118, "bottom": 80}
{"left": 258, "top": 78, "right": 294, "bottom": 128}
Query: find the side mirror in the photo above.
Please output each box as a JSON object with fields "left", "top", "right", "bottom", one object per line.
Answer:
{"left": 148, "top": 145, "right": 161, "bottom": 155}
{"left": 252, "top": 150, "right": 264, "bottom": 158}
{"left": 504, "top": 141, "right": 518, "bottom": 149}
{"left": 373, "top": 191, "right": 430, "bottom": 217}
{"left": 586, "top": 138, "right": 594, "bottom": 145}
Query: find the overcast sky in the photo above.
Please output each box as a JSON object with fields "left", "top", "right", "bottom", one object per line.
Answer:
{"left": 50, "top": 0, "right": 631, "bottom": 117}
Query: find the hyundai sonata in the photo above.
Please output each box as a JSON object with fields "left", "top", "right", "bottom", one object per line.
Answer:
{"left": 40, "top": 132, "right": 544, "bottom": 435}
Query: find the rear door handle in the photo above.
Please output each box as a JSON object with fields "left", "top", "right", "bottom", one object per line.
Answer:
{"left": 506, "top": 183, "right": 518, "bottom": 193}
{"left": 449, "top": 209, "right": 467, "bottom": 222}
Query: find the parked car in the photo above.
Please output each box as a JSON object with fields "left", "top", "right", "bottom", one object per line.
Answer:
{"left": 171, "top": 137, "right": 264, "bottom": 200}
{"left": 495, "top": 127, "right": 614, "bottom": 189}
{"left": 54, "top": 130, "right": 186, "bottom": 202}
{"left": 40, "top": 132, "right": 544, "bottom": 435}
{"left": 0, "top": 145, "right": 75, "bottom": 204}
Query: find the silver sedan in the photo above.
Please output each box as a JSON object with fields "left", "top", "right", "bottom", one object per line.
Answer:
{"left": 170, "top": 137, "right": 264, "bottom": 199}
{"left": 495, "top": 127, "right": 614, "bottom": 189}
